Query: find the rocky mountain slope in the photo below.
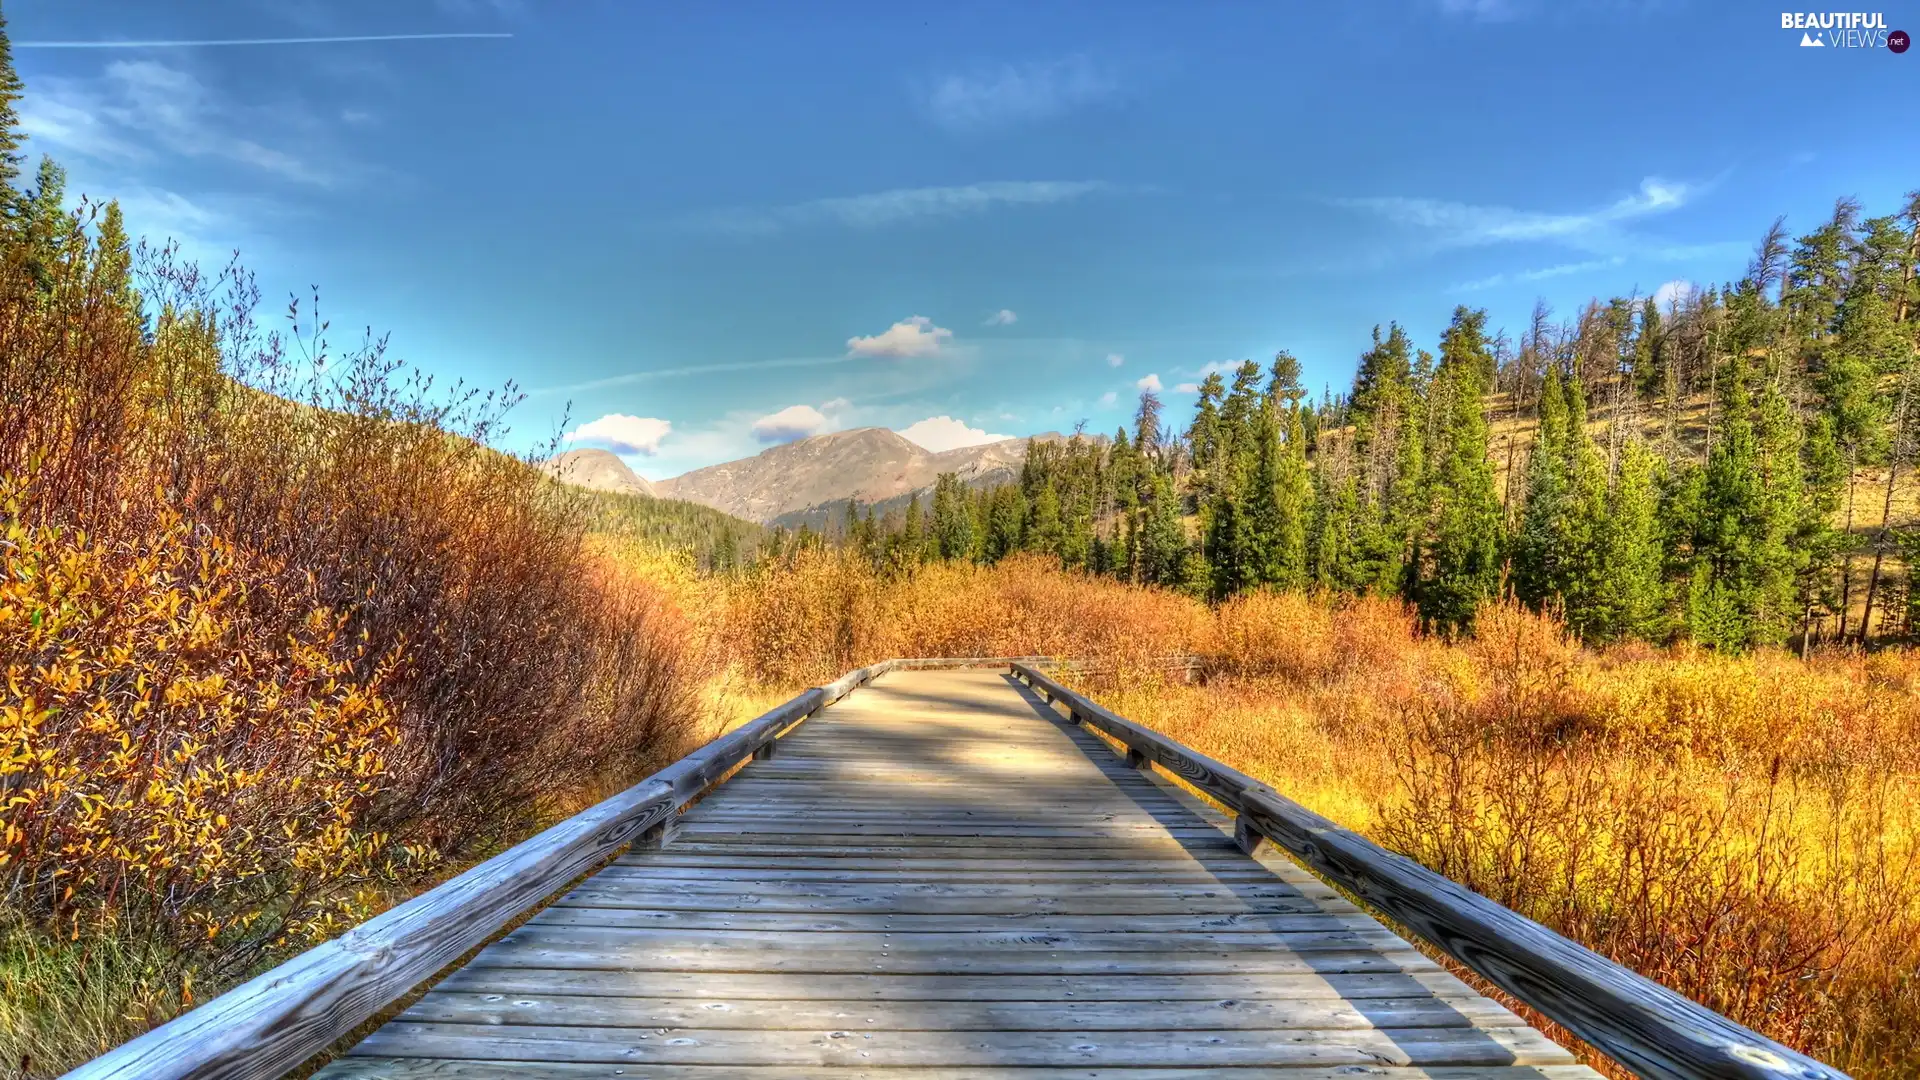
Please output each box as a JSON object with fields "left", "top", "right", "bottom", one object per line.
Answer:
{"left": 654, "top": 427, "right": 1062, "bottom": 524}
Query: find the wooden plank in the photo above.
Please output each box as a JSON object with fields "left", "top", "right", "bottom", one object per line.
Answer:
{"left": 468, "top": 944, "right": 1437, "bottom": 977}
{"left": 550, "top": 889, "right": 1339, "bottom": 917}
{"left": 319, "top": 1060, "right": 1605, "bottom": 1080}
{"left": 346, "top": 1022, "right": 1575, "bottom": 1068}
{"left": 684, "top": 804, "right": 1203, "bottom": 821}
{"left": 655, "top": 835, "right": 1242, "bottom": 852}
{"left": 427, "top": 967, "right": 1478, "bottom": 1001}
{"left": 584, "top": 866, "right": 1297, "bottom": 883}
{"left": 530, "top": 908, "right": 1376, "bottom": 933}
{"left": 614, "top": 854, "right": 1266, "bottom": 872}
{"left": 673, "top": 822, "right": 1239, "bottom": 840}
{"left": 395, "top": 990, "right": 1525, "bottom": 1031}
{"left": 494, "top": 924, "right": 1411, "bottom": 956}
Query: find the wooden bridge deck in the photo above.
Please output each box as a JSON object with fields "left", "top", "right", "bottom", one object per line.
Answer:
{"left": 316, "top": 668, "right": 1599, "bottom": 1078}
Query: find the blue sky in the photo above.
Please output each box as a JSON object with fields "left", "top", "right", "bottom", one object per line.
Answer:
{"left": 14, "top": 0, "right": 1918, "bottom": 479}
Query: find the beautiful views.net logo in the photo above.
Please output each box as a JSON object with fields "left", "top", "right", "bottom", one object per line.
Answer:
{"left": 1781, "top": 11, "right": 1909, "bottom": 49}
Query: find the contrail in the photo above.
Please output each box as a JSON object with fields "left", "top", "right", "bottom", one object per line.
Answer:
{"left": 14, "top": 32, "right": 512, "bottom": 49}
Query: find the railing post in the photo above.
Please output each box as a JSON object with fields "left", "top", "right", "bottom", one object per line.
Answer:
{"left": 1232, "top": 814, "right": 1264, "bottom": 856}
{"left": 634, "top": 815, "right": 679, "bottom": 850}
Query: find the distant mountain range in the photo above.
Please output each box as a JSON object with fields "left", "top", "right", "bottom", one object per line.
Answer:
{"left": 544, "top": 428, "right": 1067, "bottom": 527}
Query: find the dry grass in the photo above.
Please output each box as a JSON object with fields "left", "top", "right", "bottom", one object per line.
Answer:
{"left": 718, "top": 549, "right": 1213, "bottom": 686}
{"left": 1, "top": 220, "right": 708, "bottom": 1074}
{"left": 1090, "top": 592, "right": 1920, "bottom": 1078}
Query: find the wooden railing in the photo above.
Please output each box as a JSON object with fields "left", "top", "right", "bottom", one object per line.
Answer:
{"left": 1010, "top": 662, "right": 1846, "bottom": 1080}
{"left": 63, "top": 657, "right": 1037, "bottom": 1080}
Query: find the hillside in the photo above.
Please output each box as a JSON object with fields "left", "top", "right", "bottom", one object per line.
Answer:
{"left": 656, "top": 427, "right": 1067, "bottom": 524}
{"left": 542, "top": 448, "right": 658, "bottom": 498}
{"left": 577, "top": 488, "right": 766, "bottom": 568}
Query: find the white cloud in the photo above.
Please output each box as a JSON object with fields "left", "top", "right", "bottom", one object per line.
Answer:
{"left": 1653, "top": 279, "right": 1696, "bottom": 312}
{"left": 1175, "top": 382, "right": 1201, "bottom": 394}
{"left": 897, "top": 416, "right": 1012, "bottom": 453}
{"left": 1135, "top": 373, "right": 1163, "bottom": 392}
{"left": 14, "top": 32, "right": 515, "bottom": 48}
{"left": 820, "top": 396, "right": 852, "bottom": 411}
{"left": 1099, "top": 391, "right": 1118, "bottom": 405}
{"left": 694, "top": 181, "right": 1108, "bottom": 235}
{"left": 751, "top": 404, "right": 830, "bottom": 444}
{"left": 563, "top": 414, "right": 672, "bottom": 456}
{"left": 848, "top": 315, "right": 953, "bottom": 359}
{"left": 530, "top": 355, "right": 852, "bottom": 397}
{"left": 22, "top": 60, "right": 338, "bottom": 186}
{"left": 1454, "top": 255, "right": 1628, "bottom": 292}
{"left": 924, "top": 55, "right": 1120, "bottom": 131}
{"left": 985, "top": 308, "right": 1018, "bottom": 326}
{"left": 1336, "top": 177, "right": 1695, "bottom": 256}
{"left": 1107, "top": 353, "right": 1125, "bottom": 367}
{"left": 1437, "top": 0, "right": 1525, "bottom": 20}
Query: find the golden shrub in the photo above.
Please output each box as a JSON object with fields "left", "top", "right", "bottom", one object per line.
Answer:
{"left": 1, "top": 481, "right": 401, "bottom": 953}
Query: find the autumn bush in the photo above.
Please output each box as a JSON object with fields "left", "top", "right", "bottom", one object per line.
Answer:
{"left": 1, "top": 213, "right": 704, "bottom": 1073}
{"left": 720, "top": 548, "right": 1212, "bottom": 685}
{"left": 1076, "top": 590, "right": 1920, "bottom": 1077}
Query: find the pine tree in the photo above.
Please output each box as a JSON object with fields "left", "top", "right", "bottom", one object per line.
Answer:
{"left": 1633, "top": 296, "right": 1666, "bottom": 400}
{"left": 1681, "top": 355, "right": 1806, "bottom": 649}
{"left": 1268, "top": 350, "right": 1304, "bottom": 405}
{"left": 1187, "top": 374, "right": 1225, "bottom": 474}
{"left": 1133, "top": 389, "right": 1163, "bottom": 462}
{"left": 1514, "top": 366, "right": 1573, "bottom": 609}
{"left": 18, "top": 156, "right": 66, "bottom": 289}
{"left": 0, "top": 9, "right": 26, "bottom": 216}
{"left": 1026, "top": 481, "right": 1063, "bottom": 560}
{"left": 985, "top": 484, "right": 1026, "bottom": 562}
{"left": 1272, "top": 402, "right": 1311, "bottom": 587}
{"left": 1588, "top": 439, "right": 1668, "bottom": 642}
{"left": 931, "top": 472, "right": 974, "bottom": 561}
{"left": 902, "top": 492, "right": 924, "bottom": 562}
{"left": 1788, "top": 198, "right": 1861, "bottom": 344}
{"left": 1137, "top": 469, "right": 1187, "bottom": 587}
{"left": 1240, "top": 405, "right": 1288, "bottom": 588}
{"left": 1417, "top": 308, "right": 1504, "bottom": 631}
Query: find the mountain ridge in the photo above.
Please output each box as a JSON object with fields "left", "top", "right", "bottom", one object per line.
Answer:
{"left": 652, "top": 427, "right": 1065, "bottom": 524}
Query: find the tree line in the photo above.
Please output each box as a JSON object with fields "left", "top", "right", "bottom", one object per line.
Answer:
{"left": 809, "top": 193, "right": 1920, "bottom": 651}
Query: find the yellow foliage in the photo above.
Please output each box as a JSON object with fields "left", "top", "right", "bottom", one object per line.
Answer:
{"left": 0, "top": 478, "right": 402, "bottom": 949}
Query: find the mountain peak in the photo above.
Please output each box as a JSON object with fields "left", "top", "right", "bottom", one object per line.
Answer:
{"left": 541, "top": 448, "right": 657, "bottom": 498}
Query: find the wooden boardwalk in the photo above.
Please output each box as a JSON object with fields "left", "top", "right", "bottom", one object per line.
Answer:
{"left": 316, "top": 668, "right": 1598, "bottom": 1078}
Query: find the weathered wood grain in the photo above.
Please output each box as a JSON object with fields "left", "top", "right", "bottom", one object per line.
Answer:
{"left": 339, "top": 1021, "right": 1577, "bottom": 1068}
{"left": 424, "top": 966, "right": 1482, "bottom": 1001}
{"left": 394, "top": 990, "right": 1523, "bottom": 1031}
